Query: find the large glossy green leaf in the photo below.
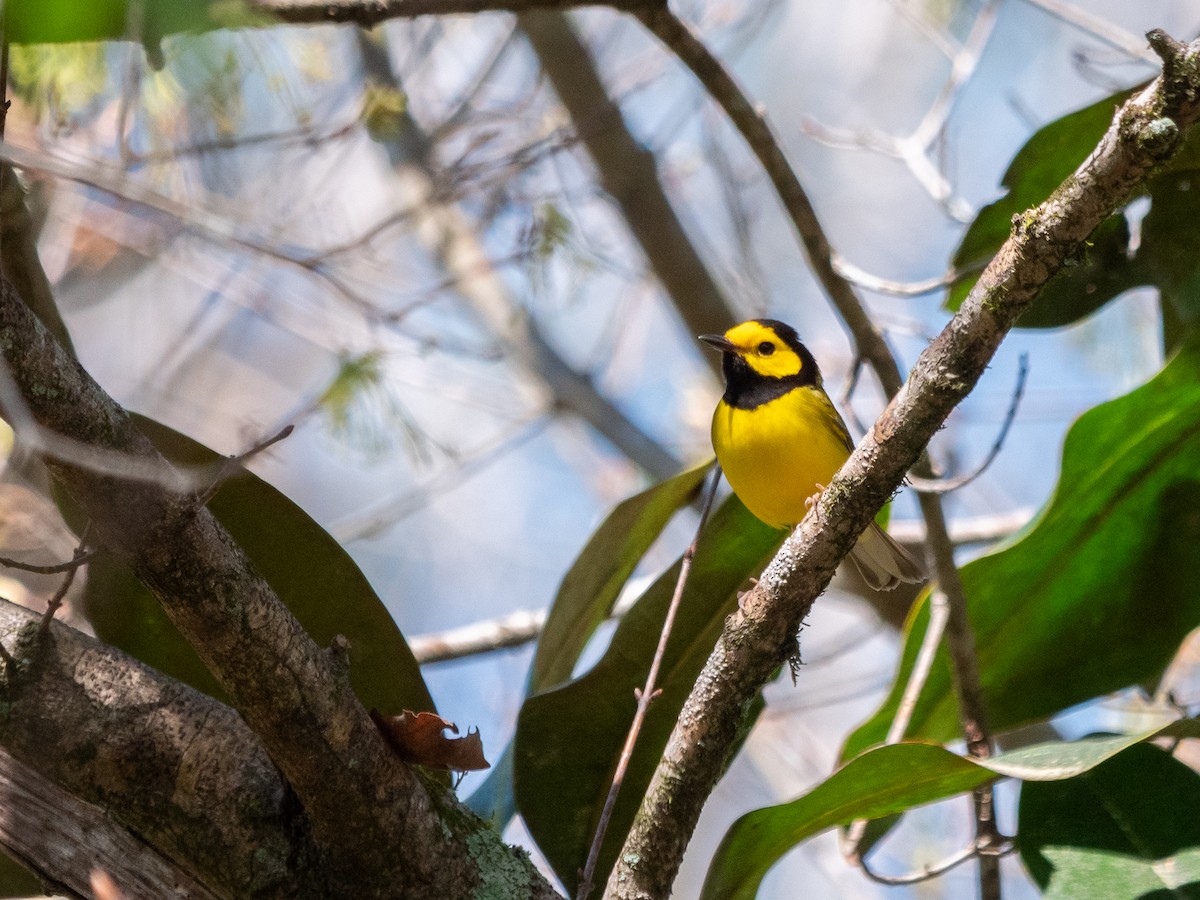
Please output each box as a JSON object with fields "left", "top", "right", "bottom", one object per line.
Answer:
{"left": 80, "top": 415, "right": 434, "bottom": 715}
{"left": 703, "top": 720, "right": 1200, "bottom": 900}
{"left": 514, "top": 496, "right": 783, "bottom": 894}
{"left": 844, "top": 339, "right": 1200, "bottom": 759}
{"left": 946, "top": 85, "right": 1200, "bottom": 331}
{"left": 1020, "top": 743, "right": 1200, "bottom": 899}
{"left": 531, "top": 461, "right": 711, "bottom": 693}
{"left": 467, "top": 462, "right": 710, "bottom": 823}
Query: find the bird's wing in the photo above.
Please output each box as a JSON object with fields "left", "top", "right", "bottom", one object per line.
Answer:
{"left": 820, "top": 391, "right": 855, "bottom": 453}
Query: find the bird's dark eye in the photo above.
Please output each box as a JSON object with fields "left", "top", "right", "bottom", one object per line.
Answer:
{"left": 757, "top": 341, "right": 775, "bottom": 356}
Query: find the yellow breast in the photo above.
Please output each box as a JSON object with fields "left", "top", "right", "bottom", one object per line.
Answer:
{"left": 711, "top": 387, "right": 852, "bottom": 529}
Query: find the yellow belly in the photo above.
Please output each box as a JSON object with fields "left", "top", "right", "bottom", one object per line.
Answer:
{"left": 711, "top": 388, "right": 851, "bottom": 529}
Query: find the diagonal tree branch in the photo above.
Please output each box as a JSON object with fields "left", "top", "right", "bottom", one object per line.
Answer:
{"left": 518, "top": 11, "right": 738, "bottom": 372}
{"left": 605, "top": 30, "right": 1200, "bottom": 899}
{"left": 357, "top": 30, "right": 684, "bottom": 481}
{"left": 630, "top": 8, "right": 1008, "bottom": 888}
{"left": 251, "top": 0, "right": 659, "bottom": 26}
{"left": 0, "top": 277, "right": 558, "bottom": 899}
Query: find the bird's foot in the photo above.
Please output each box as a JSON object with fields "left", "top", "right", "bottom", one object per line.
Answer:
{"left": 804, "top": 484, "right": 827, "bottom": 510}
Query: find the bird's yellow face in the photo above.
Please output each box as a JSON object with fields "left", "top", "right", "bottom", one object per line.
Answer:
{"left": 713, "top": 320, "right": 812, "bottom": 381}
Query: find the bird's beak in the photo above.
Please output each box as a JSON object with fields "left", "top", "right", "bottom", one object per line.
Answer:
{"left": 699, "top": 334, "right": 736, "bottom": 353}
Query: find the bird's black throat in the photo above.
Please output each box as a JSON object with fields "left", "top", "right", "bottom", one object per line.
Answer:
{"left": 720, "top": 352, "right": 818, "bottom": 410}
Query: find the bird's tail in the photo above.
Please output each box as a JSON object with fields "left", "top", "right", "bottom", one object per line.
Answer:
{"left": 848, "top": 520, "right": 926, "bottom": 591}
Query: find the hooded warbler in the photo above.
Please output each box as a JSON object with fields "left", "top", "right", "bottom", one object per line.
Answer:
{"left": 700, "top": 319, "right": 925, "bottom": 591}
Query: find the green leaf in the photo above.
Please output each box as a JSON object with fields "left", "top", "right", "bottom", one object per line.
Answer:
{"left": 4, "top": 0, "right": 271, "bottom": 47}
{"left": 947, "top": 85, "right": 1200, "bottom": 331}
{"left": 514, "top": 496, "right": 783, "bottom": 894}
{"left": 1020, "top": 743, "right": 1200, "bottom": 899}
{"left": 845, "top": 338, "right": 1200, "bottom": 759}
{"left": 702, "top": 720, "right": 1200, "bottom": 900}
{"left": 80, "top": 416, "right": 434, "bottom": 715}
{"left": 0, "top": 852, "right": 40, "bottom": 898}
{"left": 468, "top": 463, "right": 710, "bottom": 823}
{"left": 1140, "top": 165, "right": 1200, "bottom": 340}
{"left": 531, "top": 461, "right": 711, "bottom": 693}
{"left": 947, "top": 89, "right": 1135, "bottom": 311}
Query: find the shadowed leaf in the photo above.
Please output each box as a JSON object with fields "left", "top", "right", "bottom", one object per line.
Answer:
{"left": 79, "top": 416, "right": 434, "bottom": 716}
{"left": 531, "top": 461, "right": 711, "bottom": 693}
{"left": 515, "top": 495, "right": 782, "bottom": 894}
{"left": 947, "top": 85, "right": 1200, "bottom": 332}
{"left": 1020, "top": 743, "right": 1200, "bottom": 899}
{"left": 467, "top": 462, "right": 709, "bottom": 823}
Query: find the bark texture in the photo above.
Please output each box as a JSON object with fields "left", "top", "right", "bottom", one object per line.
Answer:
{"left": 0, "top": 601, "right": 305, "bottom": 897}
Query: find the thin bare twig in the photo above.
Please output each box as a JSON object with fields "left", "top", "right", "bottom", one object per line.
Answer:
{"left": 859, "top": 837, "right": 1014, "bottom": 886}
{"left": 842, "top": 588, "right": 950, "bottom": 859}
{"left": 890, "top": 591, "right": 951, "bottom": 745}
{"left": 0, "top": 548, "right": 99, "bottom": 576}
{"left": 0, "top": 143, "right": 379, "bottom": 315}
{"left": 916, "top": 490, "right": 1003, "bottom": 894}
{"left": 888, "top": 507, "right": 1032, "bottom": 548}
{"left": 576, "top": 462, "right": 722, "bottom": 900}
{"left": 836, "top": 356, "right": 868, "bottom": 437}
{"left": 802, "top": 0, "right": 1003, "bottom": 218}
{"left": 251, "top": 0, "right": 661, "bottom": 27}
{"left": 909, "top": 353, "right": 1029, "bottom": 494}
{"left": 831, "top": 254, "right": 965, "bottom": 297}
{"left": 39, "top": 525, "right": 91, "bottom": 633}
{"left": 1015, "top": 0, "right": 1159, "bottom": 62}
{"left": 409, "top": 608, "right": 547, "bottom": 664}
{"left": 192, "top": 424, "right": 295, "bottom": 508}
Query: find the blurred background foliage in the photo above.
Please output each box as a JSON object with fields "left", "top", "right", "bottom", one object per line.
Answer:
{"left": 1, "top": 0, "right": 1199, "bottom": 897}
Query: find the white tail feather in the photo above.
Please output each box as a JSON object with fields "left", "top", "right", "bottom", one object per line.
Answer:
{"left": 848, "top": 521, "right": 926, "bottom": 591}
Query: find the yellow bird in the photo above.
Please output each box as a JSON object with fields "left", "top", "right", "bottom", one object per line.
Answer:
{"left": 701, "top": 319, "right": 925, "bottom": 591}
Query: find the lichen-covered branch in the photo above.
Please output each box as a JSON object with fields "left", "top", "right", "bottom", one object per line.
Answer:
{"left": 0, "top": 277, "right": 557, "bottom": 899}
{"left": 633, "top": 9, "right": 1005, "bottom": 887}
{"left": 606, "top": 30, "right": 1200, "bottom": 899}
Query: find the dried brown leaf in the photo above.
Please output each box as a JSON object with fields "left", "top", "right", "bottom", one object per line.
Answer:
{"left": 370, "top": 709, "right": 490, "bottom": 772}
